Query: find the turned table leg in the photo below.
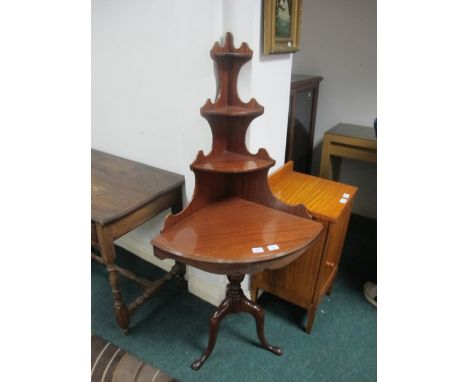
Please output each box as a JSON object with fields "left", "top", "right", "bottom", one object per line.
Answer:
{"left": 191, "top": 273, "right": 281, "bottom": 370}
{"left": 95, "top": 225, "right": 130, "bottom": 334}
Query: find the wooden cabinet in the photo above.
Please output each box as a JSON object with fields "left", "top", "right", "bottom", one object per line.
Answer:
{"left": 251, "top": 162, "right": 358, "bottom": 333}
{"left": 285, "top": 75, "right": 322, "bottom": 174}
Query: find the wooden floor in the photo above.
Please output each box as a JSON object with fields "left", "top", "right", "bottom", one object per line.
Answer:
{"left": 91, "top": 334, "right": 178, "bottom": 382}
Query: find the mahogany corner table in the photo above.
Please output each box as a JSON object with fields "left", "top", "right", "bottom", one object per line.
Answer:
{"left": 151, "top": 33, "right": 324, "bottom": 370}
{"left": 152, "top": 197, "right": 322, "bottom": 370}
{"left": 91, "top": 149, "right": 185, "bottom": 333}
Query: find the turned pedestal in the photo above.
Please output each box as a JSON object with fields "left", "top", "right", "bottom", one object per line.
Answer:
{"left": 191, "top": 273, "right": 281, "bottom": 370}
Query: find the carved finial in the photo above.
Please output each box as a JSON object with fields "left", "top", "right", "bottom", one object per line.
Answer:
{"left": 211, "top": 32, "right": 252, "bottom": 58}
{"left": 203, "top": 32, "right": 258, "bottom": 111}
{"left": 224, "top": 31, "right": 234, "bottom": 47}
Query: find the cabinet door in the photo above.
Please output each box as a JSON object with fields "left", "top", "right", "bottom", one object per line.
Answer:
{"left": 316, "top": 205, "right": 353, "bottom": 298}
{"left": 251, "top": 225, "right": 326, "bottom": 309}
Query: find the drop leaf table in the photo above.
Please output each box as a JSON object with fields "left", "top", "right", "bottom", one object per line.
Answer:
{"left": 91, "top": 149, "right": 185, "bottom": 333}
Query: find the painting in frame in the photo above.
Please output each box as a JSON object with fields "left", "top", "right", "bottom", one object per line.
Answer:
{"left": 263, "top": 0, "right": 302, "bottom": 54}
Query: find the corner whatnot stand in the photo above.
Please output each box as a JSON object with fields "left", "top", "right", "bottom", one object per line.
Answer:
{"left": 151, "top": 33, "right": 323, "bottom": 370}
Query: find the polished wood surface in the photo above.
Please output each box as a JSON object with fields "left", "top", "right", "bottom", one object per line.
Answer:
{"left": 252, "top": 227, "right": 325, "bottom": 309}
{"left": 319, "top": 123, "right": 377, "bottom": 180}
{"left": 252, "top": 161, "right": 357, "bottom": 333}
{"left": 91, "top": 149, "right": 185, "bottom": 333}
{"left": 154, "top": 33, "right": 315, "bottom": 235}
{"left": 92, "top": 149, "right": 184, "bottom": 225}
{"left": 152, "top": 197, "right": 322, "bottom": 274}
{"left": 270, "top": 161, "right": 358, "bottom": 221}
{"left": 151, "top": 33, "right": 323, "bottom": 369}
{"left": 191, "top": 151, "right": 273, "bottom": 173}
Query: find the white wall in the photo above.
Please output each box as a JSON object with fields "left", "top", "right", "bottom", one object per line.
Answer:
{"left": 92, "top": 0, "right": 293, "bottom": 305}
{"left": 292, "top": 0, "right": 377, "bottom": 218}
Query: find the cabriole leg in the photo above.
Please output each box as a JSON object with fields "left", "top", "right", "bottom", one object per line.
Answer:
{"left": 191, "top": 273, "right": 282, "bottom": 370}
{"left": 191, "top": 298, "right": 231, "bottom": 370}
{"left": 240, "top": 298, "right": 282, "bottom": 355}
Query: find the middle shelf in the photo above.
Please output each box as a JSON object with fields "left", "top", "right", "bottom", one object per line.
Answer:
{"left": 201, "top": 105, "right": 264, "bottom": 117}
{"left": 191, "top": 151, "right": 274, "bottom": 173}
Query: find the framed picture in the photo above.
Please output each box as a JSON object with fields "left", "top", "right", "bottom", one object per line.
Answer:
{"left": 263, "top": 0, "right": 302, "bottom": 54}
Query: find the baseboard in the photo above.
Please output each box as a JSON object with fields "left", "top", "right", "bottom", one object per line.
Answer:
{"left": 187, "top": 277, "right": 253, "bottom": 306}
{"left": 187, "top": 274, "right": 226, "bottom": 306}
{"left": 115, "top": 234, "right": 174, "bottom": 272}
{"left": 116, "top": 234, "right": 230, "bottom": 306}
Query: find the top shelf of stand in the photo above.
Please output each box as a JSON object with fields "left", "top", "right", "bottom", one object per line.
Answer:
{"left": 212, "top": 52, "right": 251, "bottom": 59}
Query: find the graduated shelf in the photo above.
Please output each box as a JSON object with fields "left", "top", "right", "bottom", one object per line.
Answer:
{"left": 212, "top": 52, "right": 251, "bottom": 59}
{"left": 152, "top": 197, "right": 322, "bottom": 274}
{"left": 201, "top": 105, "right": 264, "bottom": 117}
{"left": 191, "top": 151, "right": 274, "bottom": 173}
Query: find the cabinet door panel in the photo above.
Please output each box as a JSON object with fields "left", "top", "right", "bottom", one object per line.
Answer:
{"left": 291, "top": 89, "right": 314, "bottom": 173}
{"left": 253, "top": 226, "right": 326, "bottom": 309}
{"left": 316, "top": 204, "right": 353, "bottom": 297}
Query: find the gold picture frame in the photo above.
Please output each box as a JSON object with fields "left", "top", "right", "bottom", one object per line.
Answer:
{"left": 263, "top": 0, "right": 302, "bottom": 54}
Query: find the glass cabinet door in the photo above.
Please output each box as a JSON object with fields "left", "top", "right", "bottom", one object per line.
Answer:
{"left": 291, "top": 89, "right": 314, "bottom": 173}
{"left": 285, "top": 75, "right": 322, "bottom": 175}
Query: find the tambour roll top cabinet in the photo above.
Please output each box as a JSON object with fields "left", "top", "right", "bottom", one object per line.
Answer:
{"left": 251, "top": 161, "right": 358, "bottom": 333}
{"left": 151, "top": 33, "right": 323, "bottom": 370}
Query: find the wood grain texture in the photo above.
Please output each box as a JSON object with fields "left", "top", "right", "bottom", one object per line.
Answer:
{"left": 315, "top": 203, "right": 353, "bottom": 298}
{"left": 252, "top": 162, "right": 357, "bottom": 333}
{"left": 251, "top": 225, "right": 326, "bottom": 309}
{"left": 92, "top": 149, "right": 184, "bottom": 225}
{"left": 269, "top": 161, "right": 357, "bottom": 222}
{"left": 91, "top": 150, "right": 185, "bottom": 333}
{"left": 151, "top": 34, "right": 323, "bottom": 368}
{"left": 159, "top": 33, "right": 313, "bottom": 233}
{"left": 152, "top": 197, "right": 321, "bottom": 275}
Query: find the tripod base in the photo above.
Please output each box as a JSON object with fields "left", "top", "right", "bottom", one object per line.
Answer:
{"left": 191, "top": 273, "right": 282, "bottom": 370}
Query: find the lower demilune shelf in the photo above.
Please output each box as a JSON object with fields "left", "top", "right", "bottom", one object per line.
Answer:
{"left": 152, "top": 197, "right": 322, "bottom": 275}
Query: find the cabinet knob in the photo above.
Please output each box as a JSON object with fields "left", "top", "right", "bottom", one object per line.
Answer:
{"left": 326, "top": 261, "right": 335, "bottom": 268}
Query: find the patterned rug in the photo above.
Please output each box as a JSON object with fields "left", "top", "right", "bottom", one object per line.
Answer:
{"left": 91, "top": 334, "right": 179, "bottom": 382}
